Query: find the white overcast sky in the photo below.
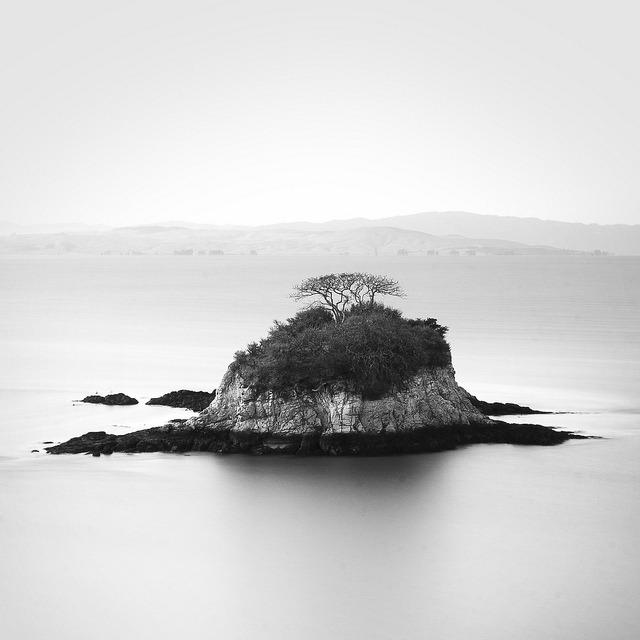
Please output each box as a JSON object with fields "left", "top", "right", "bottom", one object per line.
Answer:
{"left": 1, "top": 0, "right": 639, "bottom": 226}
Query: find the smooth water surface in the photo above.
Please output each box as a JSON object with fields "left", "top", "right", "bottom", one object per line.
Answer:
{"left": 1, "top": 255, "right": 639, "bottom": 639}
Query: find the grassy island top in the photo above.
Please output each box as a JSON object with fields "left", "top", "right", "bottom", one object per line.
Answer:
{"left": 232, "top": 273, "right": 451, "bottom": 400}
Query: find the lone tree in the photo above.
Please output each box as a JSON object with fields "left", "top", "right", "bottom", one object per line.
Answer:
{"left": 291, "top": 272, "right": 405, "bottom": 323}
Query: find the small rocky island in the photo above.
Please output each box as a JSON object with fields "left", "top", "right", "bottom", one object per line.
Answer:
{"left": 48, "top": 273, "right": 584, "bottom": 456}
{"left": 80, "top": 393, "right": 138, "bottom": 406}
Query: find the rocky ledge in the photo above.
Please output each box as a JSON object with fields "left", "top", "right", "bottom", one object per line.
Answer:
{"left": 50, "top": 365, "right": 586, "bottom": 456}
{"left": 146, "top": 389, "right": 216, "bottom": 412}
{"left": 80, "top": 393, "right": 138, "bottom": 406}
{"left": 44, "top": 420, "right": 585, "bottom": 456}
{"left": 467, "top": 394, "right": 547, "bottom": 416}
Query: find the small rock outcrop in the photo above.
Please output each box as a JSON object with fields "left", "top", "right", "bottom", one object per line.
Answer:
{"left": 146, "top": 390, "right": 216, "bottom": 412}
{"left": 81, "top": 393, "right": 138, "bottom": 406}
{"left": 467, "top": 394, "right": 546, "bottom": 416}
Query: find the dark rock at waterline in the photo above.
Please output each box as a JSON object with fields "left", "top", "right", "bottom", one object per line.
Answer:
{"left": 468, "top": 394, "right": 547, "bottom": 416}
{"left": 45, "top": 420, "right": 589, "bottom": 457}
{"left": 31, "top": 449, "right": 39, "bottom": 453}
{"left": 81, "top": 393, "right": 138, "bottom": 406}
{"left": 146, "top": 390, "right": 216, "bottom": 412}
{"left": 53, "top": 366, "right": 584, "bottom": 457}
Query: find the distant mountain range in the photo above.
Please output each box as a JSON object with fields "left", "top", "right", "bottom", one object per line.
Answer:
{"left": 258, "top": 211, "right": 640, "bottom": 254}
{"left": 0, "top": 211, "right": 637, "bottom": 255}
{"left": 0, "top": 221, "right": 112, "bottom": 236}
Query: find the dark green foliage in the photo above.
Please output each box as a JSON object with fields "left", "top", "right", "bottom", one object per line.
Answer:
{"left": 233, "top": 304, "right": 451, "bottom": 400}
{"left": 406, "top": 316, "right": 449, "bottom": 338}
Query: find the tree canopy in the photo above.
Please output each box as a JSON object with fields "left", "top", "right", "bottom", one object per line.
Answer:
{"left": 290, "top": 272, "right": 405, "bottom": 323}
{"left": 234, "top": 275, "right": 449, "bottom": 400}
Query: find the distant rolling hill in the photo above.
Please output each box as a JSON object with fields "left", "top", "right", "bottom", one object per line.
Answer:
{"left": 273, "top": 211, "right": 639, "bottom": 255}
{"left": 0, "top": 223, "right": 586, "bottom": 256}
{"left": 0, "top": 221, "right": 112, "bottom": 235}
{"left": 2, "top": 211, "right": 638, "bottom": 253}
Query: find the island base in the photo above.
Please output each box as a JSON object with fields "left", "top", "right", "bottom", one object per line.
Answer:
{"left": 45, "top": 421, "right": 588, "bottom": 456}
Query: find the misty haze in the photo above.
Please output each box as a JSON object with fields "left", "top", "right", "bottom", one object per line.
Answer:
{"left": 1, "top": 2, "right": 639, "bottom": 640}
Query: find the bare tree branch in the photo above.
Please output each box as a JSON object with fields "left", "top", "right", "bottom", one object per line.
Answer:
{"left": 290, "top": 272, "right": 405, "bottom": 322}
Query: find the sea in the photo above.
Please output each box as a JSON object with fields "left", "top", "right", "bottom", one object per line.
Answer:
{"left": 1, "top": 254, "right": 639, "bottom": 640}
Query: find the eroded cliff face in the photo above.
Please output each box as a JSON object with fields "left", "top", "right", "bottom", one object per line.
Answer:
{"left": 45, "top": 364, "right": 583, "bottom": 456}
{"left": 187, "top": 364, "right": 488, "bottom": 436}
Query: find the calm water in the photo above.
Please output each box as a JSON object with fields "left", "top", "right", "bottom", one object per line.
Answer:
{"left": 1, "top": 255, "right": 639, "bottom": 639}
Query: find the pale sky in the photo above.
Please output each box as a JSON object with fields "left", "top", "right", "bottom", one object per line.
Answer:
{"left": 1, "top": 0, "right": 639, "bottom": 227}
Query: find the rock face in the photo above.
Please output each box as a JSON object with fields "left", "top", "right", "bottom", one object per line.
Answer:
{"left": 81, "top": 393, "right": 138, "bottom": 406}
{"left": 146, "top": 389, "right": 216, "bottom": 412}
{"left": 48, "top": 364, "right": 585, "bottom": 455}
{"left": 189, "top": 364, "right": 488, "bottom": 436}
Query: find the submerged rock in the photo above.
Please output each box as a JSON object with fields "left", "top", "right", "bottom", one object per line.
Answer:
{"left": 146, "top": 389, "right": 216, "bottom": 412}
{"left": 81, "top": 393, "right": 138, "bottom": 406}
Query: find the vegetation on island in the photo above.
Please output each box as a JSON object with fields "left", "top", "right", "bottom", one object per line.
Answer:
{"left": 232, "top": 272, "right": 451, "bottom": 400}
{"left": 290, "top": 272, "right": 406, "bottom": 323}
{"left": 146, "top": 389, "right": 216, "bottom": 412}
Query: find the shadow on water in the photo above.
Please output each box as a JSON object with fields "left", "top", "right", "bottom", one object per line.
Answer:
{"left": 212, "top": 449, "right": 448, "bottom": 478}
{"left": 177, "top": 451, "right": 466, "bottom": 639}
{"left": 200, "top": 450, "right": 456, "bottom": 504}
{"left": 171, "top": 437, "right": 640, "bottom": 640}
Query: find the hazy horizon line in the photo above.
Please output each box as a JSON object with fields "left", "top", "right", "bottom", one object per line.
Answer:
{"left": 2, "top": 209, "right": 640, "bottom": 231}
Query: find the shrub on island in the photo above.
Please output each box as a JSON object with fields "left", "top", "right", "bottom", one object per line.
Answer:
{"left": 232, "top": 302, "right": 451, "bottom": 400}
